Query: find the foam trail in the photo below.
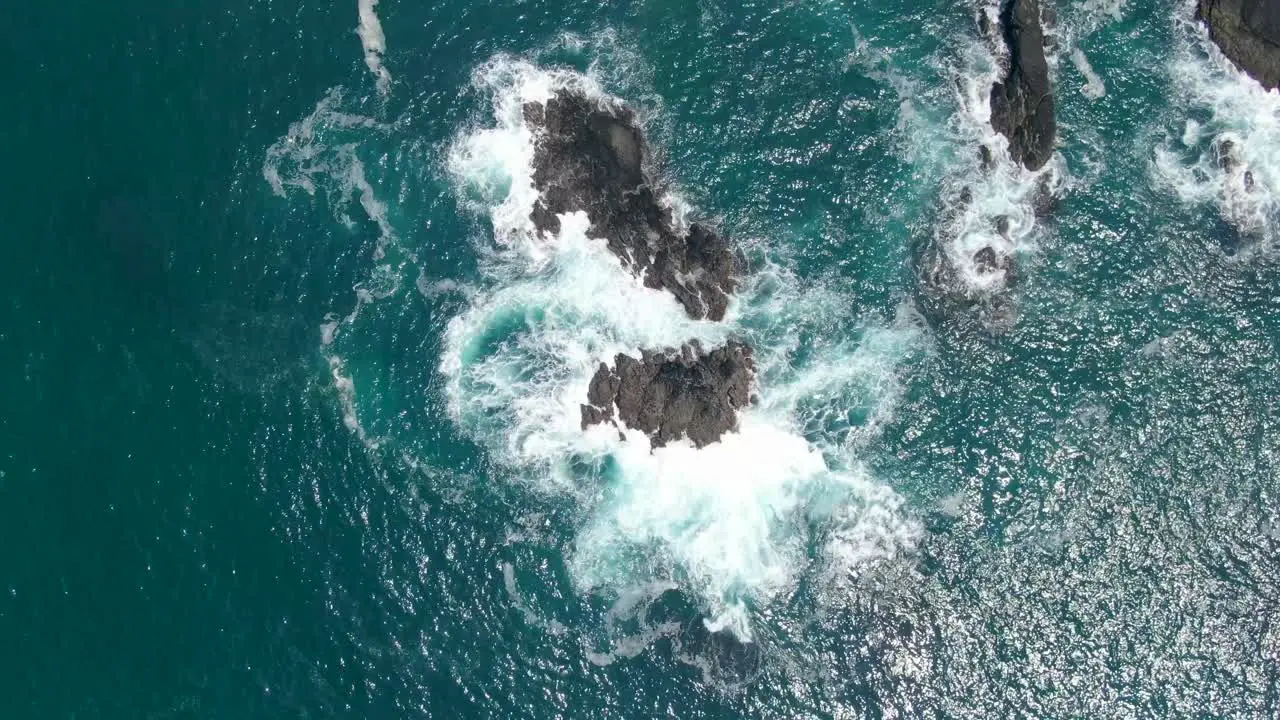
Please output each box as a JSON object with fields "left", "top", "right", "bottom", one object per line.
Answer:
{"left": 1152, "top": 2, "right": 1280, "bottom": 246}
{"left": 263, "top": 88, "right": 408, "bottom": 449}
{"left": 358, "top": 0, "right": 391, "bottom": 95}
{"left": 1054, "top": 0, "right": 1133, "bottom": 103}
{"left": 328, "top": 353, "right": 377, "bottom": 447}
{"left": 1071, "top": 48, "right": 1107, "bottom": 100}
{"left": 442, "top": 57, "right": 921, "bottom": 640}
{"left": 262, "top": 90, "right": 403, "bottom": 281}
{"left": 262, "top": 89, "right": 382, "bottom": 198}
{"left": 584, "top": 581, "right": 682, "bottom": 666}
{"left": 503, "top": 563, "right": 568, "bottom": 636}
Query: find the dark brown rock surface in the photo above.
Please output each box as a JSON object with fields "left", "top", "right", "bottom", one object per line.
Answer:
{"left": 523, "top": 90, "right": 738, "bottom": 321}
{"left": 581, "top": 341, "right": 755, "bottom": 448}
{"left": 990, "top": 0, "right": 1056, "bottom": 171}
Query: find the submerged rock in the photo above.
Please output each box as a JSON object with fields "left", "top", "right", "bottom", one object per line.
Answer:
{"left": 990, "top": 0, "right": 1056, "bottom": 171}
{"left": 641, "top": 588, "right": 764, "bottom": 679}
{"left": 682, "top": 615, "right": 763, "bottom": 679}
{"left": 1198, "top": 0, "right": 1280, "bottom": 89}
{"left": 916, "top": 221, "right": 1021, "bottom": 335}
{"left": 523, "top": 90, "right": 738, "bottom": 320}
{"left": 581, "top": 340, "right": 755, "bottom": 448}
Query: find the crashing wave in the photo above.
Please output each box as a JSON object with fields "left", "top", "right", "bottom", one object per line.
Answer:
{"left": 1154, "top": 1, "right": 1280, "bottom": 249}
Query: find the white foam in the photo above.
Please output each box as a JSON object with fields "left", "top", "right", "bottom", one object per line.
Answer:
{"left": 441, "top": 59, "right": 922, "bottom": 638}
{"left": 584, "top": 580, "right": 682, "bottom": 665}
{"left": 1152, "top": 3, "right": 1280, "bottom": 245}
{"left": 328, "top": 353, "right": 378, "bottom": 448}
{"left": 415, "top": 273, "right": 464, "bottom": 299}
{"left": 447, "top": 58, "right": 608, "bottom": 270}
{"left": 1059, "top": 0, "right": 1129, "bottom": 44}
{"left": 760, "top": 307, "right": 927, "bottom": 447}
{"left": 440, "top": 209, "right": 726, "bottom": 476}
{"left": 357, "top": 0, "right": 391, "bottom": 95}
{"left": 1071, "top": 48, "right": 1107, "bottom": 100}
{"left": 571, "top": 417, "right": 919, "bottom": 640}
{"left": 503, "top": 562, "right": 569, "bottom": 636}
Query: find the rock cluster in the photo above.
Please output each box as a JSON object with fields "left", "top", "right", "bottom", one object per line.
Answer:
{"left": 523, "top": 91, "right": 738, "bottom": 321}
{"left": 1198, "top": 0, "right": 1280, "bottom": 90}
{"left": 522, "top": 88, "right": 753, "bottom": 448}
{"left": 989, "top": 0, "right": 1056, "bottom": 172}
{"left": 580, "top": 341, "right": 755, "bottom": 449}
{"left": 915, "top": 0, "right": 1057, "bottom": 333}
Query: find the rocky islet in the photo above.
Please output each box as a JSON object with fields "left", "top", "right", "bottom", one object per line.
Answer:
{"left": 580, "top": 341, "right": 755, "bottom": 449}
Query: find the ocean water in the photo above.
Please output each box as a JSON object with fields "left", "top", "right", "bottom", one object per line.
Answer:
{"left": 4, "top": 0, "right": 1280, "bottom": 717}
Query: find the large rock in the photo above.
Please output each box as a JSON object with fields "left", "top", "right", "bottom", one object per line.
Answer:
{"left": 581, "top": 340, "right": 755, "bottom": 448}
{"left": 1198, "top": 0, "right": 1280, "bottom": 89}
{"left": 523, "top": 91, "right": 738, "bottom": 321}
{"left": 989, "top": 0, "right": 1056, "bottom": 171}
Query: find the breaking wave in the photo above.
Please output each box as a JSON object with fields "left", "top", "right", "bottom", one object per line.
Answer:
{"left": 1153, "top": 1, "right": 1280, "bottom": 247}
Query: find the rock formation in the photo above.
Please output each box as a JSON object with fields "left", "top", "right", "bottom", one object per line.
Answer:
{"left": 523, "top": 91, "right": 739, "bottom": 321}
{"left": 581, "top": 341, "right": 755, "bottom": 448}
{"left": 989, "top": 0, "right": 1056, "bottom": 171}
{"left": 520, "top": 88, "right": 754, "bottom": 449}
{"left": 1198, "top": 0, "right": 1280, "bottom": 89}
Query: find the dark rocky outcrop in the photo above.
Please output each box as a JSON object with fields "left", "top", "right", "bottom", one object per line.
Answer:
{"left": 989, "top": 0, "right": 1056, "bottom": 171}
{"left": 1198, "top": 0, "right": 1280, "bottom": 89}
{"left": 523, "top": 91, "right": 738, "bottom": 321}
{"left": 581, "top": 340, "right": 755, "bottom": 448}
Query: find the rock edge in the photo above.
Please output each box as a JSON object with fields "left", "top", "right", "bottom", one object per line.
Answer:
{"left": 1198, "top": 0, "right": 1280, "bottom": 90}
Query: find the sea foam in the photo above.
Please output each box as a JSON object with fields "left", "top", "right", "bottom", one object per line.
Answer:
{"left": 357, "top": 0, "right": 391, "bottom": 95}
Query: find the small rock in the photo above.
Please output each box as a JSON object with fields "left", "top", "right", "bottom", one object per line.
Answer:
{"left": 978, "top": 144, "right": 994, "bottom": 169}
{"left": 580, "top": 341, "right": 755, "bottom": 448}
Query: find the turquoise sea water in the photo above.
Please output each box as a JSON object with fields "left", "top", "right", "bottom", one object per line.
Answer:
{"left": 5, "top": 0, "right": 1280, "bottom": 716}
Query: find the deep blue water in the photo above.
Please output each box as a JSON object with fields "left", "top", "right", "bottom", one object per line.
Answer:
{"left": 4, "top": 0, "right": 1280, "bottom": 717}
